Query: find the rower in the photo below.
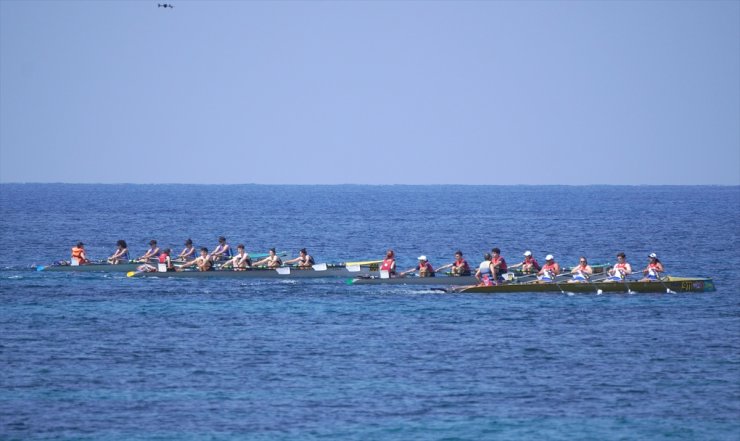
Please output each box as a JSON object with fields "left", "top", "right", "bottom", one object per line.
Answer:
{"left": 537, "top": 255, "right": 561, "bottom": 282}
{"left": 475, "top": 253, "right": 495, "bottom": 286}
{"left": 137, "top": 240, "right": 160, "bottom": 263}
{"left": 400, "top": 255, "right": 436, "bottom": 277}
{"left": 107, "top": 240, "right": 129, "bottom": 264}
{"left": 284, "top": 248, "right": 315, "bottom": 268}
{"left": 180, "top": 247, "right": 213, "bottom": 271}
{"left": 568, "top": 256, "right": 593, "bottom": 283}
{"left": 379, "top": 249, "right": 397, "bottom": 276}
{"left": 436, "top": 250, "right": 471, "bottom": 276}
{"left": 71, "top": 242, "right": 89, "bottom": 265}
{"left": 607, "top": 252, "right": 632, "bottom": 281}
{"left": 221, "top": 244, "right": 252, "bottom": 271}
{"left": 640, "top": 253, "right": 664, "bottom": 282}
{"left": 176, "top": 238, "right": 196, "bottom": 262}
{"left": 253, "top": 248, "right": 282, "bottom": 269}
{"left": 210, "top": 236, "right": 232, "bottom": 261}
{"left": 509, "top": 250, "right": 541, "bottom": 274}
{"left": 490, "top": 248, "right": 508, "bottom": 281}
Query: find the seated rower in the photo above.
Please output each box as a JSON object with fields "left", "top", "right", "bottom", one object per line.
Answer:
{"left": 400, "top": 255, "right": 436, "bottom": 277}
{"left": 436, "top": 250, "right": 471, "bottom": 276}
{"left": 137, "top": 240, "right": 160, "bottom": 263}
{"left": 607, "top": 252, "right": 632, "bottom": 281}
{"left": 137, "top": 248, "right": 175, "bottom": 272}
{"left": 71, "top": 242, "right": 89, "bottom": 265}
{"left": 210, "top": 236, "right": 232, "bottom": 261}
{"left": 640, "top": 253, "right": 664, "bottom": 282}
{"left": 221, "top": 244, "right": 252, "bottom": 271}
{"left": 253, "top": 248, "right": 282, "bottom": 269}
{"left": 176, "top": 238, "right": 196, "bottom": 262}
{"left": 180, "top": 247, "right": 213, "bottom": 272}
{"left": 284, "top": 248, "right": 315, "bottom": 268}
{"left": 475, "top": 253, "right": 495, "bottom": 286}
{"left": 537, "top": 255, "right": 561, "bottom": 282}
{"left": 108, "top": 240, "right": 129, "bottom": 264}
{"left": 380, "top": 249, "right": 397, "bottom": 276}
{"left": 509, "top": 250, "right": 541, "bottom": 274}
{"left": 568, "top": 256, "right": 593, "bottom": 283}
{"left": 491, "top": 248, "right": 508, "bottom": 281}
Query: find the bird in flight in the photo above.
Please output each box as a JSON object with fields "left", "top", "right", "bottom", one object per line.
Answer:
{"left": 158, "top": 3, "right": 174, "bottom": 8}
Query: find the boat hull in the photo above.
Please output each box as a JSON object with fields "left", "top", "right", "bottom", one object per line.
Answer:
{"left": 459, "top": 277, "right": 715, "bottom": 293}
{"left": 132, "top": 266, "right": 377, "bottom": 278}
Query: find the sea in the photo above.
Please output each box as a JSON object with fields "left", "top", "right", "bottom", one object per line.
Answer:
{"left": 1, "top": 184, "right": 738, "bottom": 440}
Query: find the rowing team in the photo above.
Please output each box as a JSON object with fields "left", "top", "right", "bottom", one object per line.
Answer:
{"left": 379, "top": 249, "right": 666, "bottom": 285}
{"left": 69, "top": 237, "right": 314, "bottom": 272}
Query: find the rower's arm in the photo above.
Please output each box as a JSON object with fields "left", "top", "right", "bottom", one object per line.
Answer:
{"left": 284, "top": 257, "right": 301, "bottom": 264}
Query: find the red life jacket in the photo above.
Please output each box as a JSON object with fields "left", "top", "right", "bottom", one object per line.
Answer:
{"left": 615, "top": 262, "right": 628, "bottom": 271}
{"left": 493, "top": 256, "right": 507, "bottom": 272}
{"left": 647, "top": 262, "right": 660, "bottom": 270}
{"left": 158, "top": 254, "right": 168, "bottom": 264}
{"left": 380, "top": 258, "right": 395, "bottom": 272}
{"left": 454, "top": 259, "right": 469, "bottom": 270}
{"left": 543, "top": 262, "right": 557, "bottom": 272}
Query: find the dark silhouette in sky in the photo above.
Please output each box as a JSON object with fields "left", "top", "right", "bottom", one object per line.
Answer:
{"left": 158, "top": 3, "right": 174, "bottom": 9}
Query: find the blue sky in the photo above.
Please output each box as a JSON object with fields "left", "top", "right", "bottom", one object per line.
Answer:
{"left": 1, "top": 0, "right": 738, "bottom": 185}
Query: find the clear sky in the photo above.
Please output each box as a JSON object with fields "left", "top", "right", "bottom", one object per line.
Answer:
{"left": 1, "top": 0, "right": 738, "bottom": 185}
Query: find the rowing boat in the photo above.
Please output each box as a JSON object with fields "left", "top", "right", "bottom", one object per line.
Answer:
{"left": 36, "top": 251, "right": 289, "bottom": 272}
{"left": 348, "top": 264, "right": 612, "bottom": 286}
{"left": 455, "top": 277, "right": 716, "bottom": 294}
{"left": 129, "top": 264, "right": 378, "bottom": 278}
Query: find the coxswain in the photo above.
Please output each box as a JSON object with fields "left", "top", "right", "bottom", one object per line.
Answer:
{"left": 221, "top": 244, "right": 252, "bottom": 271}
{"left": 568, "top": 256, "right": 593, "bottom": 283}
{"left": 107, "top": 240, "right": 129, "bottom": 264}
{"left": 284, "top": 248, "right": 315, "bottom": 268}
{"left": 253, "top": 248, "right": 282, "bottom": 269}
{"left": 490, "top": 248, "right": 508, "bottom": 281}
{"left": 158, "top": 249, "right": 176, "bottom": 271}
{"left": 607, "top": 252, "right": 632, "bottom": 281}
{"left": 475, "top": 253, "right": 495, "bottom": 286}
{"left": 180, "top": 247, "right": 213, "bottom": 271}
{"left": 640, "top": 253, "right": 664, "bottom": 282}
{"left": 378, "top": 249, "right": 397, "bottom": 276}
{"left": 137, "top": 240, "right": 160, "bottom": 263}
{"left": 436, "top": 250, "right": 471, "bottom": 276}
{"left": 176, "top": 238, "right": 196, "bottom": 262}
{"left": 210, "top": 236, "right": 232, "bottom": 261}
{"left": 509, "top": 250, "right": 541, "bottom": 274}
{"left": 71, "top": 242, "right": 89, "bottom": 265}
{"left": 537, "top": 255, "right": 561, "bottom": 282}
{"left": 400, "top": 255, "right": 436, "bottom": 277}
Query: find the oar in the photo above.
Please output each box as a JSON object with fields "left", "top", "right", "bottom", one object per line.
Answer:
{"left": 656, "top": 274, "right": 676, "bottom": 294}
{"left": 551, "top": 274, "right": 575, "bottom": 296}
{"left": 619, "top": 272, "right": 635, "bottom": 294}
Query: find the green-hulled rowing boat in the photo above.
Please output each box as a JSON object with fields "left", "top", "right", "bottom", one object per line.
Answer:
{"left": 455, "top": 276, "right": 715, "bottom": 294}
{"left": 129, "top": 263, "right": 378, "bottom": 278}
{"left": 36, "top": 251, "right": 290, "bottom": 272}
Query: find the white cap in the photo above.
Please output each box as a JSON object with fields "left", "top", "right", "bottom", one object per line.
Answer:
{"left": 523, "top": 251, "right": 532, "bottom": 257}
{"left": 649, "top": 253, "right": 657, "bottom": 258}
{"left": 417, "top": 255, "right": 427, "bottom": 261}
{"left": 545, "top": 254, "right": 554, "bottom": 261}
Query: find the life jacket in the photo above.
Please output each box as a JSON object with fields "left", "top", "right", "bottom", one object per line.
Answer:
{"left": 493, "top": 256, "right": 507, "bottom": 273}
{"left": 71, "top": 247, "right": 85, "bottom": 260}
{"left": 543, "top": 262, "right": 557, "bottom": 273}
{"left": 453, "top": 259, "right": 470, "bottom": 272}
{"left": 647, "top": 262, "right": 661, "bottom": 270}
{"left": 158, "top": 254, "right": 168, "bottom": 264}
{"left": 614, "top": 262, "right": 629, "bottom": 275}
{"left": 380, "top": 258, "right": 395, "bottom": 272}
{"left": 418, "top": 262, "right": 435, "bottom": 277}
{"left": 647, "top": 262, "right": 661, "bottom": 279}
{"left": 71, "top": 247, "right": 86, "bottom": 264}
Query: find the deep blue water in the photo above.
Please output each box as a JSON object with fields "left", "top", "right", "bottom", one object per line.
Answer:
{"left": 1, "top": 184, "right": 739, "bottom": 440}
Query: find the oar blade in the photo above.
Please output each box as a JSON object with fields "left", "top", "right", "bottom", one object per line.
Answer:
{"left": 126, "top": 271, "right": 136, "bottom": 278}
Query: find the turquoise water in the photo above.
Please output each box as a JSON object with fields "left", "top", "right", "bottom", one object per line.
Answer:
{"left": 1, "top": 184, "right": 739, "bottom": 440}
